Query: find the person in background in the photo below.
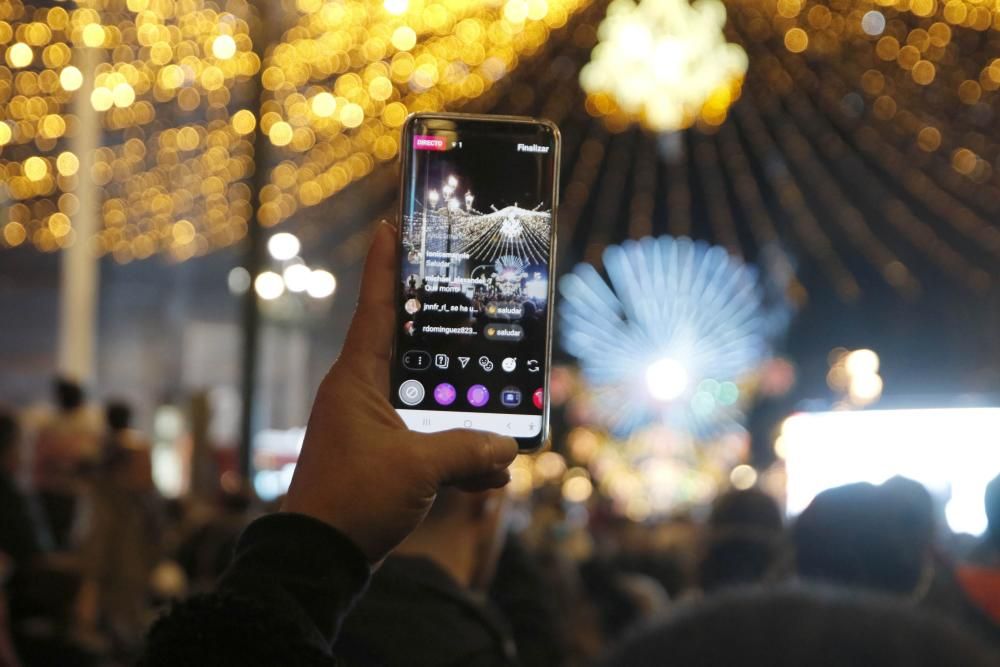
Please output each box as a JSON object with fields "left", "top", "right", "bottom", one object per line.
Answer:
{"left": 601, "top": 586, "right": 998, "bottom": 666}
{"left": 697, "top": 489, "right": 786, "bottom": 593}
{"left": 488, "top": 535, "right": 568, "bottom": 667}
{"left": 793, "top": 478, "right": 1000, "bottom": 646}
{"left": 32, "top": 378, "right": 100, "bottom": 550}
{"left": 0, "top": 411, "right": 44, "bottom": 583}
{"left": 140, "top": 222, "right": 519, "bottom": 666}
{"left": 957, "top": 473, "right": 1000, "bottom": 622}
{"left": 336, "top": 488, "right": 516, "bottom": 666}
{"left": 79, "top": 400, "right": 162, "bottom": 657}
{"left": 1, "top": 409, "right": 96, "bottom": 666}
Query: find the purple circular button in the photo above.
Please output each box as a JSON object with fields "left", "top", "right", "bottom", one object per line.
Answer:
{"left": 433, "top": 383, "right": 457, "bottom": 406}
{"left": 467, "top": 384, "right": 490, "bottom": 408}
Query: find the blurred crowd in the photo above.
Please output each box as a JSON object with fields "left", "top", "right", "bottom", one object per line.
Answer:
{"left": 2, "top": 378, "right": 1000, "bottom": 665}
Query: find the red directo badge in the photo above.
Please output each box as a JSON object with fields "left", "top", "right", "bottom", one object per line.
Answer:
{"left": 413, "top": 135, "right": 448, "bottom": 151}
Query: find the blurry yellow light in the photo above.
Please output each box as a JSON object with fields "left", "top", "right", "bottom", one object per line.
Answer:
{"left": 112, "top": 82, "right": 136, "bottom": 108}
{"left": 60, "top": 65, "right": 83, "bottom": 91}
{"left": 730, "top": 464, "right": 758, "bottom": 490}
{"left": 391, "top": 26, "right": 417, "bottom": 51}
{"left": 340, "top": 102, "right": 364, "bottom": 128}
{"left": 91, "top": 87, "right": 114, "bottom": 111}
{"left": 159, "top": 65, "right": 185, "bottom": 89}
{"left": 844, "top": 349, "right": 879, "bottom": 377}
{"left": 368, "top": 76, "right": 393, "bottom": 101}
{"left": 310, "top": 92, "right": 337, "bottom": 117}
{"left": 535, "top": 451, "right": 566, "bottom": 480}
{"left": 505, "top": 0, "right": 530, "bottom": 23}
{"left": 24, "top": 156, "right": 48, "bottom": 181}
{"left": 48, "top": 213, "right": 71, "bottom": 237}
{"left": 911, "top": 61, "right": 935, "bottom": 85}
{"left": 917, "top": 126, "right": 941, "bottom": 152}
{"left": 268, "top": 121, "right": 294, "bottom": 146}
{"left": 3, "top": 222, "right": 26, "bottom": 247}
{"left": 82, "top": 24, "right": 105, "bottom": 48}
{"left": 232, "top": 109, "right": 257, "bottom": 134}
{"left": 527, "top": 0, "right": 550, "bottom": 20}
{"left": 784, "top": 27, "right": 809, "bottom": 53}
{"left": 849, "top": 373, "right": 883, "bottom": 405}
{"left": 384, "top": 0, "right": 409, "bottom": 15}
{"left": 8, "top": 42, "right": 33, "bottom": 68}
{"left": 0, "top": 123, "right": 11, "bottom": 146}
{"left": 172, "top": 220, "right": 196, "bottom": 245}
{"left": 56, "top": 152, "right": 79, "bottom": 176}
{"left": 212, "top": 34, "right": 237, "bottom": 60}
{"left": 562, "top": 475, "right": 593, "bottom": 503}
{"left": 579, "top": 0, "right": 747, "bottom": 133}
{"left": 774, "top": 435, "right": 788, "bottom": 460}
{"left": 40, "top": 115, "right": 66, "bottom": 139}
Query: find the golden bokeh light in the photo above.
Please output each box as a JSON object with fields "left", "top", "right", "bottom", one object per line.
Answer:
{"left": 7, "top": 42, "right": 33, "bottom": 68}
{"left": 212, "top": 34, "right": 237, "bottom": 60}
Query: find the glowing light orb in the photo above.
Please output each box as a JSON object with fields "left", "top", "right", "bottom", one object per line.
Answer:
{"left": 559, "top": 236, "right": 772, "bottom": 436}
{"left": 267, "top": 232, "right": 300, "bottom": 260}
{"left": 212, "top": 34, "right": 237, "bottom": 60}
{"left": 254, "top": 271, "right": 285, "bottom": 300}
{"left": 307, "top": 269, "right": 336, "bottom": 299}
{"left": 646, "top": 357, "right": 689, "bottom": 401}
{"left": 580, "top": 0, "right": 748, "bottom": 132}
{"left": 282, "top": 263, "right": 312, "bottom": 293}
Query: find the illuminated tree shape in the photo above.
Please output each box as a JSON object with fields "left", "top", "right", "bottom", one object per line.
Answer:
{"left": 580, "top": 0, "right": 748, "bottom": 132}
{"left": 559, "top": 236, "right": 770, "bottom": 437}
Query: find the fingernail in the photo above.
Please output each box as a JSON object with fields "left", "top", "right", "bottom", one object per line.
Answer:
{"left": 487, "top": 434, "right": 518, "bottom": 468}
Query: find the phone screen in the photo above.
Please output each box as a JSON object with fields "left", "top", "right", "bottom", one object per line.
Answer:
{"left": 391, "top": 114, "right": 559, "bottom": 450}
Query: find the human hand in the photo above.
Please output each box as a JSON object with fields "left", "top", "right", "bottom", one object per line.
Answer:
{"left": 282, "top": 222, "right": 518, "bottom": 563}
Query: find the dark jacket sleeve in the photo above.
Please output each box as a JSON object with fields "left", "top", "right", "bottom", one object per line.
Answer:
{"left": 140, "top": 512, "right": 371, "bottom": 667}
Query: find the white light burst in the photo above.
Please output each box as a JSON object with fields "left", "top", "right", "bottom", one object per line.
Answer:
{"left": 580, "top": 0, "right": 748, "bottom": 131}
{"left": 559, "top": 236, "right": 771, "bottom": 437}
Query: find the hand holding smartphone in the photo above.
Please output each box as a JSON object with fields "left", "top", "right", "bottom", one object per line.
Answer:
{"left": 391, "top": 113, "right": 561, "bottom": 452}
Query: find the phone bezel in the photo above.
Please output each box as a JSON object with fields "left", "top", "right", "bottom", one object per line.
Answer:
{"left": 393, "top": 112, "right": 560, "bottom": 453}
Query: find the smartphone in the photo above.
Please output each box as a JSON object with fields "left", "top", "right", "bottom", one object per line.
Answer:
{"left": 391, "top": 112, "right": 560, "bottom": 452}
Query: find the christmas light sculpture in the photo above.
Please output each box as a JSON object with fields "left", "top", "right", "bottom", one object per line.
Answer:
{"left": 580, "top": 0, "right": 748, "bottom": 131}
{"left": 559, "top": 236, "right": 771, "bottom": 437}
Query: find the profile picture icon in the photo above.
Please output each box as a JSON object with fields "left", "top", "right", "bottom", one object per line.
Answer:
{"left": 403, "top": 321, "right": 416, "bottom": 336}
{"left": 407, "top": 250, "right": 422, "bottom": 264}
{"left": 405, "top": 298, "right": 421, "bottom": 314}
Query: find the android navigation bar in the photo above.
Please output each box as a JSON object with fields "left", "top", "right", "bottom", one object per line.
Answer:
{"left": 398, "top": 409, "right": 542, "bottom": 437}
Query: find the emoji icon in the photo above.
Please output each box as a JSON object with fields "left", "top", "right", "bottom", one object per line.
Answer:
{"left": 502, "top": 357, "right": 516, "bottom": 372}
{"left": 478, "top": 356, "right": 494, "bottom": 372}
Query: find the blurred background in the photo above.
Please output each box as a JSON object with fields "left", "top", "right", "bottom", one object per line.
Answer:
{"left": 1, "top": 0, "right": 1000, "bottom": 664}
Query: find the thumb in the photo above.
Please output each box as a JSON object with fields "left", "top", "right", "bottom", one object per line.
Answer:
{"left": 415, "top": 429, "right": 518, "bottom": 486}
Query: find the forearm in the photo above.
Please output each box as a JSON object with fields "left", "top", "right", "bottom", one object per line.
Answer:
{"left": 141, "top": 513, "right": 371, "bottom": 666}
